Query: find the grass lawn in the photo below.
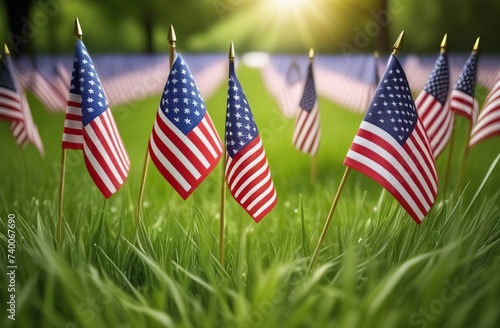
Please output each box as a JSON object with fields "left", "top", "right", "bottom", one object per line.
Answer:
{"left": 0, "top": 65, "right": 499, "bottom": 328}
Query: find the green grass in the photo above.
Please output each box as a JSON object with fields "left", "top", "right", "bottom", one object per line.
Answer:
{"left": 1, "top": 66, "right": 500, "bottom": 328}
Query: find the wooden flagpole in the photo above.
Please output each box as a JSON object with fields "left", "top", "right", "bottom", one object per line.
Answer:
{"left": 307, "top": 31, "right": 405, "bottom": 273}
{"left": 58, "top": 18, "right": 83, "bottom": 243}
{"left": 135, "top": 25, "right": 177, "bottom": 233}
{"left": 307, "top": 166, "right": 351, "bottom": 272}
{"left": 442, "top": 121, "right": 455, "bottom": 195}
{"left": 308, "top": 48, "right": 318, "bottom": 185}
{"left": 219, "top": 42, "right": 234, "bottom": 268}
{"left": 58, "top": 149, "right": 67, "bottom": 242}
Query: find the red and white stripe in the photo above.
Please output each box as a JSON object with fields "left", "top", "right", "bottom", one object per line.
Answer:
{"left": 83, "top": 108, "right": 130, "bottom": 198}
{"left": 225, "top": 135, "right": 277, "bottom": 222}
{"left": 345, "top": 120, "right": 438, "bottom": 223}
{"left": 279, "top": 82, "right": 303, "bottom": 118}
{"left": 450, "top": 89, "right": 478, "bottom": 126}
{"left": 415, "top": 92, "right": 453, "bottom": 158}
{"left": 292, "top": 102, "right": 320, "bottom": 156}
{"left": 10, "top": 91, "right": 44, "bottom": 155}
{"left": 62, "top": 93, "right": 83, "bottom": 149}
{"left": 10, "top": 121, "right": 28, "bottom": 146}
{"left": 0, "top": 87, "right": 24, "bottom": 121}
{"left": 469, "top": 80, "right": 500, "bottom": 147}
{"left": 149, "top": 109, "right": 222, "bottom": 200}
{"left": 28, "top": 70, "right": 66, "bottom": 112}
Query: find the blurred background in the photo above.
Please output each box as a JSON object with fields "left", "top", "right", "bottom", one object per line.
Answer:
{"left": 1, "top": 0, "right": 500, "bottom": 55}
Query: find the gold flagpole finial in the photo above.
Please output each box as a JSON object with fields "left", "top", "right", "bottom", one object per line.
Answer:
{"left": 74, "top": 18, "right": 83, "bottom": 40}
{"left": 392, "top": 31, "right": 405, "bottom": 56}
{"left": 373, "top": 50, "right": 379, "bottom": 59}
{"left": 472, "top": 37, "right": 480, "bottom": 54}
{"left": 4, "top": 44, "right": 10, "bottom": 56}
{"left": 229, "top": 42, "right": 235, "bottom": 62}
{"left": 168, "top": 25, "right": 177, "bottom": 68}
{"left": 440, "top": 33, "right": 447, "bottom": 54}
{"left": 308, "top": 48, "right": 315, "bottom": 62}
{"left": 168, "top": 25, "right": 177, "bottom": 45}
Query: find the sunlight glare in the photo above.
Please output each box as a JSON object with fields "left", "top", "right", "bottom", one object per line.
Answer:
{"left": 270, "top": 0, "right": 310, "bottom": 11}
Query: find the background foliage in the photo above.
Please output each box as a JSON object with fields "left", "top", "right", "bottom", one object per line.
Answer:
{"left": 1, "top": 0, "right": 500, "bottom": 54}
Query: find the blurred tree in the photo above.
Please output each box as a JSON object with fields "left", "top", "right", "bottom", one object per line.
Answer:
{"left": 4, "top": 0, "right": 35, "bottom": 55}
{"left": 376, "top": 0, "right": 389, "bottom": 52}
{"left": 87, "top": 0, "right": 220, "bottom": 53}
{"left": 392, "top": 0, "right": 500, "bottom": 53}
{"left": 3, "top": 0, "right": 500, "bottom": 54}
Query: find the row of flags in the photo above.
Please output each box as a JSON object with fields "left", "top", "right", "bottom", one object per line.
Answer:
{"left": 57, "top": 39, "right": 276, "bottom": 222}
{"left": 264, "top": 53, "right": 500, "bottom": 116}
{"left": 13, "top": 54, "right": 228, "bottom": 112}
{"left": 290, "top": 39, "right": 499, "bottom": 223}
{"left": 415, "top": 40, "right": 498, "bottom": 162}
{"left": 12, "top": 53, "right": 500, "bottom": 117}
{"left": 1, "top": 38, "right": 500, "bottom": 223}
{"left": 0, "top": 47, "right": 44, "bottom": 155}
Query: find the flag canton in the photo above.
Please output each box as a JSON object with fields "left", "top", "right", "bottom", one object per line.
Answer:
{"left": 454, "top": 53, "right": 478, "bottom": 97}
{"left": 161, "top": 54, "right": 206, "bottom": 135}
{"left": 423, "top": 53, "right": 449, "bottom": 104}
{"left": 299, "top": 63, "right": 316, "bottom": 112}
{"left": 365, "top": 55, "right": 417, "bottom": 145}
{"left": 71, "top": 40, "right": 109, "bottom": 126}
{"left": 226, "top": 62, "right": 258, "bottom": 157}
{"left": 0, "top": 56, "right": 17, "bottom": 92}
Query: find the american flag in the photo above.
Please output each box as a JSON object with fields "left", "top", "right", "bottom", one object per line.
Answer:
{"left": 344, "top": 55, "right": 438, "bottom": 223}
{"left": 1, "top": 53, "right": 44, "bottom": 155}
{"left": 148, "top": 53, "right": 222, "bottom": 200}
{"left": 62, "top": 40, "right": 130, "bottom": 198}
{"left": 0, "top": 55, "right": 24, "bottom": 122}
{"left": 292, "top": 61, "right": 320, "bottom": 156}
{"left": 469, "top": 78, "right": 500, "bottom": 147}
{"left": 450, "top": 52, "right": 479, "bottom": 125}
{"left": 279, "top": 59, "right": 303, "bottom": 118}
{"left": 225, "top": 61, "right": 277, "bottom": 222}
{"left": 415, "top": 52, "right": 451, "bottom": 158}
{"left": 28, "top": 69, "right": 67, "bottom": 112}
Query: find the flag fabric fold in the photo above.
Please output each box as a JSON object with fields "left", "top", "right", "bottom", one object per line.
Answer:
{"left": 0, "top": 53, "right": 44, "bottom": 155}
{"left": 225, "top": 61, "right": 277, "bottom": 222}
{"left": 469, "top": 78, "right": 500, "bottom": 147}
{"left": 415, "top": 52, "right": 451, "bottom": 158}
{"left": 450, "top": 52, "right": 479, "bottom": 125}
{"left": 62, "top": 40, "right": 130, "bottom": 198}
{"left": 148, "top": 53, "right": 222, "bottom": 200}
{"left": 344, "top": 55, "right": 438, "bottom": 224}
{"left": 292, "top": 61, "right": 320, "bottom": 156}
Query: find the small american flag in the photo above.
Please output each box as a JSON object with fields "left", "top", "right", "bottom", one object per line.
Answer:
{"left": 344, "top": 55, "right": 438, "bottom": 223}
{"left": 279, "top": 59, "right": 303, "bottom": 118}
{"left": 0, "top": 55, "right": 24, "bottom": 122}
{"left": 292, "top": 61, "right": 320, "bottom": 156}
{"left": 450, "top": 52, "right": 479, "bottom": 125}
{"left": 469, "top": 78, "right": 500, "bottom": 147}
{"left": 149, "top": 53, "right": 222, "bottom": 200}
{"left": 225, "top": 61, "right": 277, "bottom": 222}
{"left": 1, "top": 54, "right": 44, "bottom": 155}
{"left": 62, "top": 40, "right": 130, "bottom": 198}
{"left": 28, "top": 69, "right": 67, "bottom": 112}
{"left": 415, "top": 52, "right": 451, "bottom": 158}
